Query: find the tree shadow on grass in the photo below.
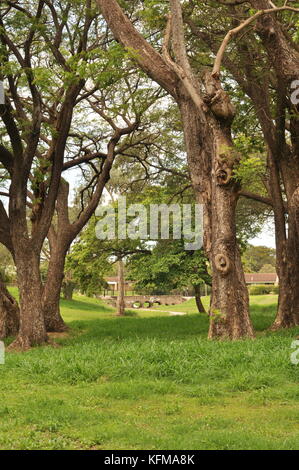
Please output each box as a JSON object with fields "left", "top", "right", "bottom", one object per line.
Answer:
{"left": 250, "top": 303, "right": 277, "bottom": 332}
{"left": 66, "top": 313, "right": 210, "bottom": 345}
{"left": 60, "top": 297, "right": 113, "bottom": 313}
{"left": 59, "top": 297, "right": 291, "bottom": 347}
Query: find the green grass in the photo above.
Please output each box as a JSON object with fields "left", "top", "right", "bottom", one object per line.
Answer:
{"left": 1, "top": 293, "right": 299, "bottom": 450}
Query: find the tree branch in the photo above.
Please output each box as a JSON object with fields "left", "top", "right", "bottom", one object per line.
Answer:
{"left": 0, "top": 201, "right": 13, "bottom": 253}
{"left": 213, "top": 5, "right": 299, "bottom": 77}
{"left": 62, "top": 152, "right": 107, "bottom": 172}
{"left": 95, "top": 0, "right": 179, "bottom": 98}
{"left": 162, "top": 1, "right": 207, "bottom": 112}
{"left": 238, "top": 189, "right": 287, "bottom": 211}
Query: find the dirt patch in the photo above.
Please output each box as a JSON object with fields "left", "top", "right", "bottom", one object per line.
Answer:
{"left": 47, "top": 331, "right": 70, "bottom": 340}
{"left": 145, "top": 308, "right": 187, "bottom": 316}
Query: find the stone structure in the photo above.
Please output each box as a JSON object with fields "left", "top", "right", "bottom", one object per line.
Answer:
{"left": 102, "top": 295, "right": 188, "bottom": 309}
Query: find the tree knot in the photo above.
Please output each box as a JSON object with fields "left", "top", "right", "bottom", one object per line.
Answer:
{"left": 215, "top": 253, "right": 230, "bottom": 274}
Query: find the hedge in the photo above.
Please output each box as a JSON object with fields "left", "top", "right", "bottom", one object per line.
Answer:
{"left": 249, "top": 284, "right": 279, "bottom": 295}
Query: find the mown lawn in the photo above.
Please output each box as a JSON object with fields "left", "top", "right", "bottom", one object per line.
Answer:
{"left": 0, "top": 293, "right": 299, "bottom": 450}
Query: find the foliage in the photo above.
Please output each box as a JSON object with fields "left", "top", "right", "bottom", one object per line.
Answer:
{"left": 271, "top": 285, "right": 279, "bottom": 295}
{"left": 236, "top": 199, "right": 272, "bottom": 249}
{"left": 0, "top": 245, "right": 15, "bottom": 283}
{"left": 129, "top": 239, "right": 210, "bottom": 295}
{"left": 249, "top": 285, "right": 273, "bottom": 296}
{"left": 242, "top": 245, "right": 276, "bottom": 273}
{"left": 65, "top": 226, "right": 111, "bottom": 297}
{"left": 66, "top": 215, "right": 146, "bottom": 296}
{"left": 259, "top": 264, "right": 276, "bottom": 274}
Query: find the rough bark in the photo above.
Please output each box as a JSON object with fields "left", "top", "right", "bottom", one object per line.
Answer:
{"left": 42, "top": 242, "right": 68, "bottom": 333}
{"left": 178, "top": 78, "right": 254, "bottom": 339}
{"left": 3, "top": 81, "right": 83, "bottom": 349}
{"left": 96, "top": 0, "right": 178, "bottom": 97}
{"left": 268, "top": 80, "right": 299, "bottom": 329}
{"left": 270, "top": 155, "right": 299, "bottom": 329}
{"left": 249, "top": 0, "right": 299, "bottom": 84}
{"left": 9, "top": 249, "right": 47, "bottom": 350}
{"left": 238, "top": 1, "right": 299, "bottom": 328}
{"left": 41, "top": 180, "right": 71, "bottom": 332}
{"left": 262, "top": 6, "right": 299, "bottom": 317}
{"left": 209, "top": 191, "right": 253, "bottom": 339}
{"left": 204, "top": 75, "right": 254, "bottom": 339}
{"left": 116, "top": 258, "right": 125, "bottom": 316}
{"left": 0, "top": 279, "right": 19, "bottom": 339}
{"left": 272, "top": 225, "right": 299, "bottom": 330}
{"left": 0, "top": 5, "right": 103, "bottom": 349}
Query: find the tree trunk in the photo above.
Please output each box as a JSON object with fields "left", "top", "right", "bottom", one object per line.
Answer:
{"left": 179, "top": 87, "right": 254, "bottom": 340}
{"left": 271, "top": 188, "right": 299, "bottom": 329}
{"left": 189, "top": 0, "right": 299, "bottom": 332}
{"left": 247, "top": 0, "right": 299, "bottom": 330}
{"left": 268, "top": 131, "right": 299, "bottom": 329}
{"left": 41, "top": 181, "right": 71, "bottom": 333}
{"left": 42, "top": 243, "right": 68, "bottom": 332}
{"left": 9, "top": 250, "right": 47, "bottom": 350}
{"left": 194, "top": 284, "right": 206, "bottom": 313}
{"left": 0, "top": 280, "right": 19, "bottom": 339}
{"left": 205, "top": 74, "right": 254, "bottom": 339}
{"left": 63, "top": 281, "right": 75, "bottom": 301}
{"left": 116, "top": 258, "right": 125, "bottom": 316}
{"left": 208, "top": 188, "right": 253, "bottom": 339}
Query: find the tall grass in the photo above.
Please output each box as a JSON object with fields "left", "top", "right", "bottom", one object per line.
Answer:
{"left": 0, "top": 294, "right": 298, "bottom": 450}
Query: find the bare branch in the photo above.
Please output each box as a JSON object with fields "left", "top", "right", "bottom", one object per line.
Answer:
{"left": 62, "top": 152, "right": 107, "bottom": 172}
{"left": 161, "top": 1, "right": 207, "bottom": 112}
{"left": 213, "top": 5, "right": 299, "bottom": 77}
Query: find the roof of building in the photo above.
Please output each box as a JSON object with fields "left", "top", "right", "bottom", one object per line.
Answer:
{"left": 106, "top": 274, "right": 277, "bottom": 285}
{"left": 245, "top": 273, "right": 277, "bottom": 284}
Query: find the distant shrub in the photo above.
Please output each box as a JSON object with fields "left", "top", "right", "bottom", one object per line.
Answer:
{"left": 271, "top": 285, "right": 279, "bottom": 295}
{"left": 124, "top": 310, "right": 138, "bottom": 317}
{"left": 249, "top": 284, "right": 273, "bottom": 295}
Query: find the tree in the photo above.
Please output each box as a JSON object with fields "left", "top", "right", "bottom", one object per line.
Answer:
{"left": 96, "top": 0, "right": 254, "bottom": 339}
{"left": 65, "top": 230, "right": 110, "bottom": 298}
{"left": 42, "top": 71, "right": 169, "bottom": 330}
{"left": 129, "top": 239, "right": 211, "bottom": 314}
{"left": 0, "top": 1, "right": 162, "bottom": 343}
{"left": 185, "top": 0, "right": 299, "bottom": 328}
{"left": 259, "top": 264, "right": 276, "bottom": 274}
{"left": 116, "top": 258, "right": 125, "bottom": 316}
{"left": 41, "top": 110, "right": 140, "bottom": 331}
{"left": 0, "top": 244, "right": 15, "bottom": 283}
{"left": 0, "top": 0, "right": 92, "bottom": 348}
{"left": 67, "top": 215, "right": 149, "bottom": 315}
{"left": 242, "top": 245, "right": 276, "bottom": 273}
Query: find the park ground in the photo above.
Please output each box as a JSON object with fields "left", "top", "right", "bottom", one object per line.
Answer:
{"left": 0, "top": 291, "right": 299, "bottom": 450}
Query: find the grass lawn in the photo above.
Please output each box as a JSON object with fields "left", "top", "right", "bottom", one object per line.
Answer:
{"left": 0, "top": 292, "right": 299, "bottom": 450}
